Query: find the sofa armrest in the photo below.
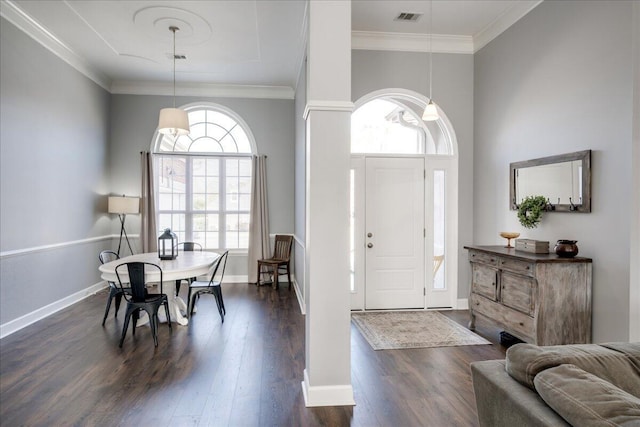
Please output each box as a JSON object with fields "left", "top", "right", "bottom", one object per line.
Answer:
{"left": 471, "top": 360, "right": 569, "bottom": 427}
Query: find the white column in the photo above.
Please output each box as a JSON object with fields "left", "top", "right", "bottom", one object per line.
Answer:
{"left": 301, "top": 0, "right": 355, "bottom": 407}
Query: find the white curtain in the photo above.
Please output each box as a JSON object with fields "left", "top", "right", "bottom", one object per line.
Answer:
{"left": 140, "top": 151, "right": 158, "bottom": 253}
{"left": 248, "top": 155, "right": 270, "bottom": 283}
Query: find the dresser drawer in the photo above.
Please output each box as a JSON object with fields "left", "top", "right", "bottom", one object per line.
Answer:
{"left": 498, "top": 257, "right": 535, "bottom": 277}
{"left": 501, "top": 272, "right": 536, "bottom": 315}
{"left": 470, "top": 293, "right": 534, "bottom": 342}
{"left": 471, "top": 264, "right": 498, "bottom": 300}
{"left": 468, "top": 250, "right": 499, "bottom": 267}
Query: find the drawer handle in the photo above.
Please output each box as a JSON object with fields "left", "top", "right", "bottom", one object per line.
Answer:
{"left": 490, "top": 258, "right": 495, "bottom": 262}
{"left": 519, "top": 322, "right": 524, "bottom": 326}
{"left": 526, "top": 266, "right": 530, "bottom": 270}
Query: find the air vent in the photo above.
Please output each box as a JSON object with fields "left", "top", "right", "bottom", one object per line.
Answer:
{"left": 166, "top": 53, "right": 187, "bottom": 60}
{"left": 395, "top": 12, "right": 422, "bottom": 22}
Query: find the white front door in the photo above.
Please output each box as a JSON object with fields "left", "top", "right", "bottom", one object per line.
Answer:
{"left": 364, "top": 157, "right": 425, "bottom": 309}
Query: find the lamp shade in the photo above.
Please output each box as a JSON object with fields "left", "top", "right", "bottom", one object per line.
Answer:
{"left": 158, "top": 108, "right": 190, "bottom": 136}
{"left": 422, "top": 100, "right": 440, "bottom": 121}
{"left": 108, "top": 196, "right": 140, "bottom": 214}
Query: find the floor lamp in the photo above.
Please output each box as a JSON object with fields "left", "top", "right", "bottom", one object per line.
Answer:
{"left": 108, "top": 195, "right": 140, "bottom": 256}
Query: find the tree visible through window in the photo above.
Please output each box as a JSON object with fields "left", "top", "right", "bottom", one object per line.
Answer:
{"left": 154, "top": 105, "right": 254, "bottom": 250}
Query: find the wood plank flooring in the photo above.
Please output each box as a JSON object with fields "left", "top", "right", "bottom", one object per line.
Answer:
{"left": 0, "top": 283, "right": 507, "bottom": 426}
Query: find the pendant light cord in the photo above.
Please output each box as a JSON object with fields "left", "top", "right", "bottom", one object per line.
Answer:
{"left": 429, "top": 0, "right": 433, "bottom": 101}
{"left": 170, "top": 26, "right": 178, "bottom": 108}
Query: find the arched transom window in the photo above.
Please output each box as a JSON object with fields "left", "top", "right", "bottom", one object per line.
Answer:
{"left": 153, "top": 104, "right": 255, "bottom": 250}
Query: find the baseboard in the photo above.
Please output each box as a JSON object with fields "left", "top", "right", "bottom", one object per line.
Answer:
{"left": 0, "top": 281, "right": 108, "bottom": 339}
{"left": 457, "top": 298, "right": 469, "bottom": 310}
{"left": 293, "top": 276, "right": 306, "bottom": 315}
{"left": 301, "top": 369, "right": 355, "bottom": 407}
{"left": 224, "top": 275, "right": 248, "bottom": 284}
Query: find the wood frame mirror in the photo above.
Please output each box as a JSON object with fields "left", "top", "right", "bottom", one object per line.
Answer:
{"left": 510, "top": 150, "right": 591, "bottom": 212}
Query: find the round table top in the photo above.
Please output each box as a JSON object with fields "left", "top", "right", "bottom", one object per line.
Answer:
{"left": 99, "top": 251, "right": 220, "bottom": 282}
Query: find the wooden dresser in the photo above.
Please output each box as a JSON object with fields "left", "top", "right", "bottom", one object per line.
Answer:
{"left": 464, "top": 245, "right": 592, "bottom": 346}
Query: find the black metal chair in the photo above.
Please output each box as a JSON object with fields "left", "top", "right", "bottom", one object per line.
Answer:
{"left": 115, "top": 262, "right": 171, "bottom": 347}
{"left": 187, "top": 251, "right": 229, "bottom": 323}
{"left": 99, "top": 250, "right": 131, "bottom": 325}
{"left": 173, "top": 242, "right": 203, "bottom": 296}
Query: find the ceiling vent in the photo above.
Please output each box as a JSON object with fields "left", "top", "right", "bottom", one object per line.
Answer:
{"left": 395, "top": 12, "right": 422, "bottom": 22}
{"left": 166, "top": 53, "right": 187, "bottom": 60}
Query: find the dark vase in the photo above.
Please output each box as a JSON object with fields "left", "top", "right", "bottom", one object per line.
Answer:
{"left": 554, "top": 240, "right": 579, "bottom": 258}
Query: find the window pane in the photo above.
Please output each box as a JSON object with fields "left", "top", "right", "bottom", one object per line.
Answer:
{"left": 238, "top": 232, "right": 249, "bottom": 248}
{"left": 193, "top": 158, "right": 206, "bottom": 175}
{"left": 238, "top": 214, "right": 250, "bottom": 231}
{"left": 231, "top": 127, "right": 251, "bottom": 153}
{"left": 206, "top": 194, "right": 219, "bottom": 210}
{"left": 226, "top": 233, "right": 239, "bottom": 249}
{"left": 193, "top": 194, "right": 205, "bottom": 210}
{"left": 193, "top": 176, "right": 206, "bottom": 192}
{"left": 433, "top": 170, "right": 446, "bottom": 290}
{"left": 206, "top": 214, "right": 219, "bottom": 231}
{"left": 239, "top": 195, "right": 251, "bottom": 211}
{"left": 188, "top": 109, "right": 205, "bottom": 125}
{"left": 226, "top": 194, "right": 239, "bottom": 211}
{"left": 351, "top": 99, "right": 425, "bottom": 154}
{"left": 205, "top": 232, "right": 219, "bottom": 249}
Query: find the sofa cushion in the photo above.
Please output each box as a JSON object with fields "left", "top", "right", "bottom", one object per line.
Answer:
{"left": 534, "top": 364, "right": 640, "bottom": 427}
{"left": 505, "top": 342, "right": 640, "bottom": 397}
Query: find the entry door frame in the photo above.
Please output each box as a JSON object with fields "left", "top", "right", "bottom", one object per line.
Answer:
{"left": 350, "top": 154, "right": 458, "bottom": 311}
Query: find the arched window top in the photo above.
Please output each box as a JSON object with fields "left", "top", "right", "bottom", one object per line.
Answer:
{"left": 352, "top": 91, "right": 456, "bottom": 156}
{"left": 153, "top": 103, "right": 256, "bottom": 155}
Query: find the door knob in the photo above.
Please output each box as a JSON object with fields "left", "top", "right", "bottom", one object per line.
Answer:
{"left": 367, "top": 232, "right": 373, "bottom": 238}
{"left": 367, "top": 243, "right": 373, "bottom": 248}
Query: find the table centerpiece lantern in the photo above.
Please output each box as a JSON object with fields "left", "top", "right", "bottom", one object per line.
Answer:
{"left": 158, "top": 228, "right": 178, "bottom": 260}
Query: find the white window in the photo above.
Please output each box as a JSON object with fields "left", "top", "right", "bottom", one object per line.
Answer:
{"left": 153, "top": 105, "right": 255, "bottom": 250}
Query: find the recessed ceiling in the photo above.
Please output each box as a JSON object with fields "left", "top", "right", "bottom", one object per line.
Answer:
{"left": 0, "top": 0, "right": 542, "bottom": 98}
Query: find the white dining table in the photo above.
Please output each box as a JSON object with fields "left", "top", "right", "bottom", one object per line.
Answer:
{"left": 99, "top": 251, "right": 219, "bottom": 326}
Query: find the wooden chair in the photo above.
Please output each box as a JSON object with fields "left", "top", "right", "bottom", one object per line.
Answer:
{"left": 257, "top": 235, "right": 293, "bottom": 289}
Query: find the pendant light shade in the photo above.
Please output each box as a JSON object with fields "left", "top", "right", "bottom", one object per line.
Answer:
{"left": 158, "top": 107, "right": 190, "bottom": 136}
{"left": 423, "top": 0, "right": 440, "bottom": 122}
{"left": 422, "top": 100, "right": 439, "bottom": 121}
{"left": 158, "top": 26, "right": 189, "bottom": 137}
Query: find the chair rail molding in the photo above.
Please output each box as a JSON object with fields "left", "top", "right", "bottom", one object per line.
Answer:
{"left": 0, "top": 234, "right": 125, "bottom": 259}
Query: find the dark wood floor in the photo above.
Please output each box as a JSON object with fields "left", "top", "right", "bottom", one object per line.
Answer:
{"left": 0, "top": 283, "right": 507, "bottom": 426}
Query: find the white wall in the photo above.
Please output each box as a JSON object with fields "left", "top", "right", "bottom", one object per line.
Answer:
{"left": 0, "top": 18, "right": 112, "bottom": 327}
{"left": 108, "top": 94, "right": 295, "bottom": 277}
{"left": 474, "top": 1, "right": 635, "bottom": 342}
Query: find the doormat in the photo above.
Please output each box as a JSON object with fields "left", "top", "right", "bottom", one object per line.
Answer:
{"left": 351, "top": 310, "right": 491, "bottom": 350}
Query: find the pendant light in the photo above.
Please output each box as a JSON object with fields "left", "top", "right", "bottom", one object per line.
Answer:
{"left": 422, "top": 0, "right": 440, "bottom": 122}
{"left": 158, "top": 26, "right": 190, "bottom": 136}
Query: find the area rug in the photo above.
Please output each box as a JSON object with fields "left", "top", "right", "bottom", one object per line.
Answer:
{"left": 351, "top": 310, "right": 491, "bottom": 350}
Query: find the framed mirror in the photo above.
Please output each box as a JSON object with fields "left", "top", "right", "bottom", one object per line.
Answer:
{"left": 510, "top": 150, "right": 591, "bottom": 212}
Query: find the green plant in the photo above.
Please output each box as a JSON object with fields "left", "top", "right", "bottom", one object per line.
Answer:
{"left": 517, "top": 195, "right": 547, "bottom": 229}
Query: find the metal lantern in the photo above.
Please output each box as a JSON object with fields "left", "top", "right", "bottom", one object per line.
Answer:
{"left": 158, "top": 228, "right": 178, "bottom": 260}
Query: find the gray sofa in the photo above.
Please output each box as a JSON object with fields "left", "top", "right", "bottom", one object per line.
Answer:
{"left": 471, "top": 342, "right": 640, "bottom": 427}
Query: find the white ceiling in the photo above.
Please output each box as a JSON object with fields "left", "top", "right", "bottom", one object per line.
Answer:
{"left": 1, "top": 0, "right": 542, "bottom": 98}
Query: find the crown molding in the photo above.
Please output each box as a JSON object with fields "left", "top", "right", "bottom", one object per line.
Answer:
{"left": 0, "top": 0, "right": 112, "bottom": 91}
{"left": 473, "top": 0, "right": 544, "bottom": 52}
{"left": 352, "top": 31, "right": 473, "bottom": 54}
{"left": 110, "top": 80, "right": 295, "bottom": 100}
